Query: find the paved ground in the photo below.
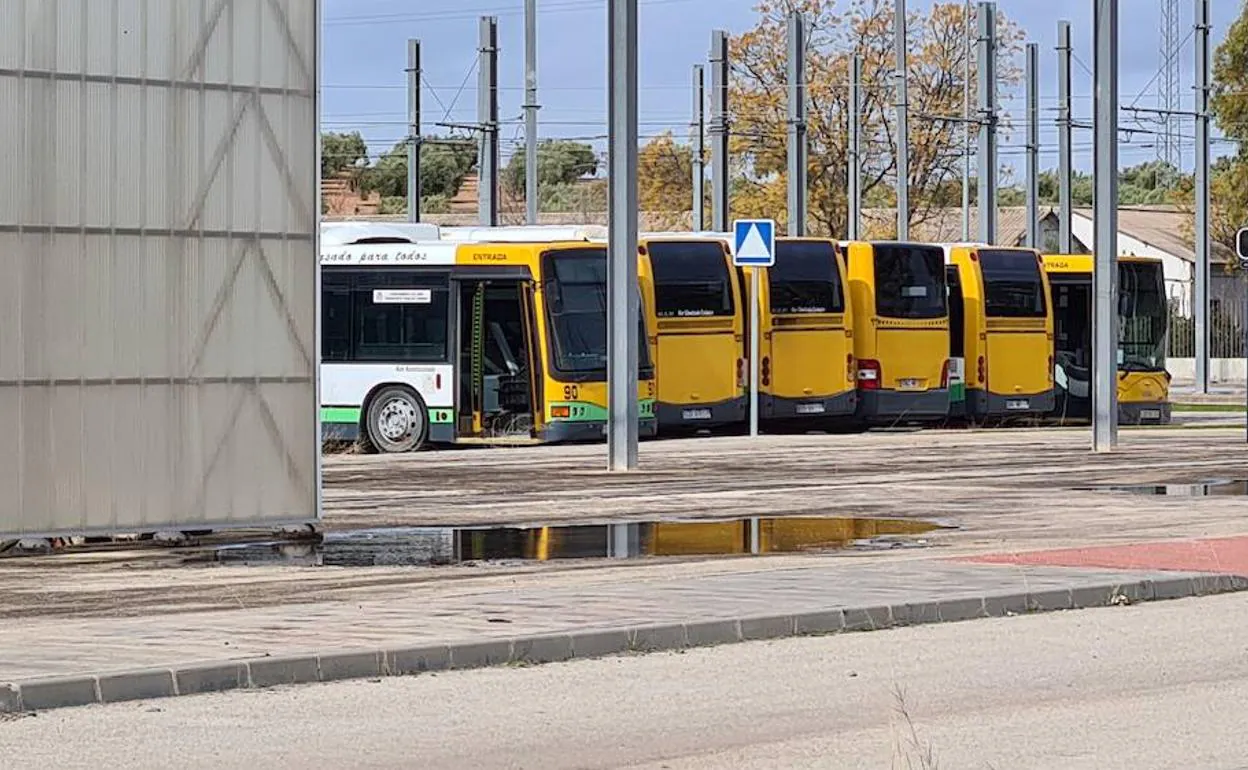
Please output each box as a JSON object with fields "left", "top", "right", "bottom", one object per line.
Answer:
{"left": 0, "top": 556, "right": 1217, "bottom": 682}
{"left": 6, "top": 592, "right": 1248, "bottom": 770}
{"left": 3, "top": 427, "right": 1247, "bottom": 712}
{"left": 322, "top": 428, "right": 1248, "bottom": 537}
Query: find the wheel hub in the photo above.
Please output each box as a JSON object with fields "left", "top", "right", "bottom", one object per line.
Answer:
{"left": 377, "top": 398, "right": 418, "bottom": 441}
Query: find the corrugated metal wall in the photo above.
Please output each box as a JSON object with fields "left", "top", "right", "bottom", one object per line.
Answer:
{"left": 0, "top": 0, "right": 320, "bottom": 537}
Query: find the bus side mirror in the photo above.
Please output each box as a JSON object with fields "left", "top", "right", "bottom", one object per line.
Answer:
{"left": 1237, "top": 227, "right": 1248, "bottom": 269}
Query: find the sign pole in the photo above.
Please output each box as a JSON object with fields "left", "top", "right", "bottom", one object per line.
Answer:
{"left": 750, "top": 268, "right": 761, "bottom": 437}
{"left": 732, "top": 218, "right": 777, "bottom": 439}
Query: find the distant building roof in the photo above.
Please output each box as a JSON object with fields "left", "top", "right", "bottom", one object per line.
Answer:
{"left": 1072, "top": 204, "right": 1233, "bottom": 264}
{"left": 861, "top": 206, "right": 1056, "bottom": 247}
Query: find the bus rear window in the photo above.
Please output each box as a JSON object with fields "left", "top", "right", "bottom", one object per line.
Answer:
{"left": 769, "top": 241, "right": 845, "bottom": 314}
{"left": 979, "top": 250, "right": 1047, "bottom": 318}
{"left": 647, "top": 241, "right": 734, "bottom": 318}
{"left": 873, "top": 245, "right": 946, "bottom": 319}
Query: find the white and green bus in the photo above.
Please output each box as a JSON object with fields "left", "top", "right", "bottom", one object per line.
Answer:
{"left": 319, "top": 222, "right": 657, "bottom": 452}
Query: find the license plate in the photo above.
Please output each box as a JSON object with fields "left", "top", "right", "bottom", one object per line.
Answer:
{"left": 682, "top": 408, "right": 712, "bottom": 421}
{"left": 795, "top": 403, "right": 826, "bottom": 415}
{"left": 1140, "top": 408, "right": 1161, "bottom": 420}
{"left": 1006, "top": 399, "right": 1030, "bottom": 411}
{"left": 897, "top": 378, "right": 922, "bottom": 391}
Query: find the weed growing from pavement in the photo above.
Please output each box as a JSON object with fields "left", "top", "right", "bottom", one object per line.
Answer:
{"left": 890, "top": 684, "right": 938, "bottom": 770}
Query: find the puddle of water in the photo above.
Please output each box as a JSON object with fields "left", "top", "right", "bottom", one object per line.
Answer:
{"left": 1094, "top": 479, "right": 1248, "bottom": 497}
{"left": 203, "top": 516, "right": 951, "bottom": 568}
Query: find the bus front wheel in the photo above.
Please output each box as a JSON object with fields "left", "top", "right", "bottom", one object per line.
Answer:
{"left": 363, "top": 386, "right": 428, "bottom": 454}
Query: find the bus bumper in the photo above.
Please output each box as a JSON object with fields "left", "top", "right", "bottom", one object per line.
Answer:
{"left": 857, "top": 388, "right": 950, "bottom": 424}
{"left": 657, "top": 397, "right": 748, "bottom": 432}
{"left": 969, "top": 389, "right": 1057, "bottom": 418}
{"left": 763, "top": 392, "right": 857, "bottom": 422}
{"left": 541, "top": 417, "right": 660, "bottom": 443}
{"left": 1120, "top": 401, "right": 1171, "bottom": 425}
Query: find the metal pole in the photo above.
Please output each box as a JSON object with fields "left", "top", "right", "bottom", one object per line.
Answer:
{"left": 787, "top": 11, "right": 807, "bottom": 237}
{"left": 750, "top": 268, "right": 760, "bottom": 437}
{"left": 1195, "top": 0, "right": 1211, "bottom": 394}
{"left": 1025, "top": 42, "right": 1039, "bottom": 249}
{"left": 607, "top": 0, "right": 639, "bottom": 472}
{"left": 709, "top": 30, "right": 730, "bottom": 232}
{"left": 524, "top": 0, "right": 539, "bottom": 225}
{"left": 961, "top": 0, "right": 971, "bottom": 241}
{"left": 1058, "top": 20, "right": 1073, "bottom": 254}
{"left": 848, "top": 54, "right": 862, "bottom": 240}
{"left": 407, "top": 39, "right": 422, "bottom": 223}
{"left": 1093, "top": 0, "right": 1119, "bottom": 452}
{"left": 477, "top": 17, "right": 499, "bottom": 227}
{"left": 976, "top": 2, "right": 997, "bottom": 245}
{"left": 895, "top": 0, "right": 909, "bottom": 240}
{"left": 692, "top": 65, "right": 706, "bottom": 230}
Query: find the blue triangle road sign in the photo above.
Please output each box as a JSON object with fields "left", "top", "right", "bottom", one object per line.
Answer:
{"left": 732, "top": 219, "right": 776, "bottom": 267}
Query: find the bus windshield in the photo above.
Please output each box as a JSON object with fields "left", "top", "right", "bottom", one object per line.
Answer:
{"left": 979, "top": 250, "right": 1047, "bottom": 318}
{"left": 769, "top": 241, "right": 845, "bottom": 314}
{"left": 1119, "top": 261, "right": 1167, "bottom": 372}
{"left": 873, "top": 245, "right": 946, "bottom": 319}
{"left": 542, "top": 249, "right": 652, "bottom": 376}
{"left": 647, "top": 241, "right": 735, "bottom": 318}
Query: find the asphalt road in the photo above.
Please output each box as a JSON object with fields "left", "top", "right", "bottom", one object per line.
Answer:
{"left": 5, "top": 593, "right": 1248, "bottom": 770}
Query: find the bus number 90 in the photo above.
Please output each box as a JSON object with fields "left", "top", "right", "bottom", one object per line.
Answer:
{"left": 564, "top": 385, "right": 579, "bottom": 401}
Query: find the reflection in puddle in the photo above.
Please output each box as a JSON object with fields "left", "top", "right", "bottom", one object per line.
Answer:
{"left": 205, "top": 516, "right": 951, "bottom": 568}
{"left": 1099, "top": 479, "right": 1248, "bottom": 497}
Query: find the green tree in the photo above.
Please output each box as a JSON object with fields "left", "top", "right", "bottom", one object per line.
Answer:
{"left": 361, "top": 137, "right": 477, "bottom": 200}
{"left": 321, "top": 131, "right": 368, "bottom": 179}
{"left": 1210, "top": 4, "right": 1248, "bottom": 250}
{"left": 503, "top": 140, "right": 598, "bottom": 197}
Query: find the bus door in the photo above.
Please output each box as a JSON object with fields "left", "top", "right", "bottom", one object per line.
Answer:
{"left": 1049, "top": 273, "right": 1093, "bottom": 414}
{"left": 455, "top": 272, "right": 539, "bottom": 439}
{"left": 946, "top": 265, "right": 967, "bottom": 417}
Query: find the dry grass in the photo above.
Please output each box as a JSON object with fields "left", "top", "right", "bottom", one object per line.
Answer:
{"left": 890, "top": 684, "right": 938, "bottom": 770}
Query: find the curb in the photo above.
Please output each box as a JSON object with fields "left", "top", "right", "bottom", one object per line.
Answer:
{"left": 3, "top": 573, "right": 1244, "bottom": 714}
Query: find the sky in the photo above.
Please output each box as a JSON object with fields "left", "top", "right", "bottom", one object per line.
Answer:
{"left": 321, "top": 0, "right": 1243, "bottom": 178}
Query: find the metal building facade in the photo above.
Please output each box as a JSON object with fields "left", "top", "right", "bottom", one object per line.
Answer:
{"left": 0, "top": 0, "right": 320, "bottom": 537}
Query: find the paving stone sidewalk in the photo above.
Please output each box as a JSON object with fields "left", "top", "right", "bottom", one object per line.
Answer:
{"left": 3, "top": 553, "right": 1245, "bottom": 714}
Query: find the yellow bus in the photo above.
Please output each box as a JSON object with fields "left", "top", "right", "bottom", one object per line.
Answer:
{"left": 637, "top": 235, "right": 747, "bottom": 433}
{"left": 750, "top": 238, "right": 857, "bottom": 425}
{"left": 320, "top": 224, "right": 657, "bottom": 451}
{"left": 841, "top": 241, "right": 950, "bottom": 424}
{"left": 944, "top": 244, "right": 1055, "bottom": 421}
{"left": 1041, "top": 254, "right": 1171, "bottom": 424}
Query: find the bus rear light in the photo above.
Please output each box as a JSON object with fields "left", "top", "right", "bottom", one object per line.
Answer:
{"left": 761, "top": 356, "right": 771, "bottom": 387}
{"left": 857, "top": 359, "right": 881, "bottom": 390}
{"left": 847, "top": 353, "right": 855, "bottom": 381}
{"left": 1048, "top": 355, "right": 1054, "bottom": 382}
{"left": 977, "top": 355, "right": 986, "bottom": 386}
{"left": 941, "top": 360, "right": 950, "bottom": 389}
{"left": 736, "top": 358, "right": 745, "bottom": 387}
{"left": 551, "top": 405, "right": 571, "bottom": 419}
{"left": 435, "top": 373, "right": 442, "bottom": 389}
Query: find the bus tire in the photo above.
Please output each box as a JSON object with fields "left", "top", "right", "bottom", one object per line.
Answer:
{"left": 362, "top": 385, "right": 429, "bottom": 454}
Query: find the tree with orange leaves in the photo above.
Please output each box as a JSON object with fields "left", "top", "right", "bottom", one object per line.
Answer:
{"left": 729, "top": 0, "right": 1023, "bottom": 237}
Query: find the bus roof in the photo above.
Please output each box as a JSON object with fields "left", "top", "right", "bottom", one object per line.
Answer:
{"left": 439, "top": 225, "right": 607, "bottom": 243}
{"left": 321, "top": 221, "right": 442, "bottom": 246}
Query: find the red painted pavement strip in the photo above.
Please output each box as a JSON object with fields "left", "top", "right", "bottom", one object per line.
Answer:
{"left": 958, "top": 535, "right": 1248, "bottom": 576}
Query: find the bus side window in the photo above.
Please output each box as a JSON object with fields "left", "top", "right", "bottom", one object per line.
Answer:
{"left": 323, "top": 272, "right": 352, "bottom": 361}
